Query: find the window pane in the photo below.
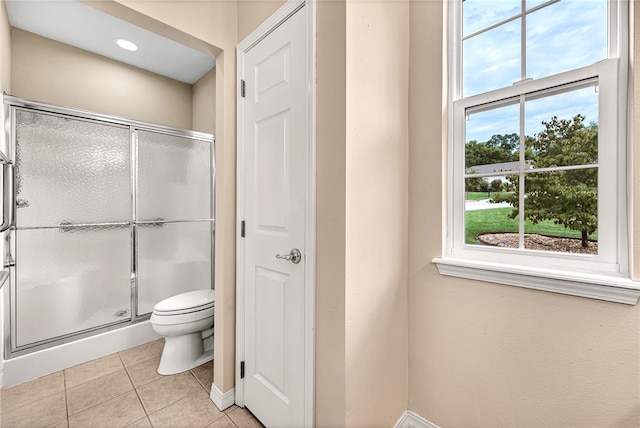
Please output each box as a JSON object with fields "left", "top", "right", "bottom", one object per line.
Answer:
{"left": 526, "top": 0, "right": 607, "bottom": 79}
{"left": 463, "top": 19, "right": 520, "bottom": 97}
{"left": 466, "top": 102, "right": 520, "bottom": 172}
{"left": 465, "top": 176, "right": 518, "bottom": 247}
{"left": 463, "top": 0, "right": 520, "bottom": 37}
{"left": 525, "top": 85, "right": 598, "bottom": 167}
{"left": 523, "top": 170, "right": 598, "bottom": 254}
{"left": 465, "top": 101, "right": 521, "bottom": 242}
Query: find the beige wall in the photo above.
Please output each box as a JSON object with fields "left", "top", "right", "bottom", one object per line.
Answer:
{"left": 344, "top": 1, "right": 409, "bottom": 426}
{"left": 408, "top": 1, "right": 640, "bottom": 427}
{"left": 237, "top": 0, "right": 285, "bottom": 42}
{"left": 193, "top": 67, "right": 216, "bottom": 134}
{"left": 0, "top": 0, "right": 10, "bottom": 93}
{"left": 11, "top": 29, "right": 192, "bottom": 129}
{"left": 315, "top": 0, "right": 348, "bottom": 425}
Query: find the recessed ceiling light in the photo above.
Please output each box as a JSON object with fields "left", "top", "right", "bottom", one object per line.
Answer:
{"left": 115, "top": 38, "right": 138, "bottom": 52}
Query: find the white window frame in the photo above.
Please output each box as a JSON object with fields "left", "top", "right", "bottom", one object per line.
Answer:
{"left": 433, "top": 0, "right": 640, "bottom": 305}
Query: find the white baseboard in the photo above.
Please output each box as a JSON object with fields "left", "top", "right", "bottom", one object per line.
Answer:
{"left": 395, "top": 410, "right": 440, "bottom": 428}
{"left": 2, "top": 321, "right": 159, "bottom": 388}
{"left": 210, "top": 383, "right": 235, "bottom": 411}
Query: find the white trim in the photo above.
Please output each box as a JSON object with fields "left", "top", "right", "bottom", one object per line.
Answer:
{"left": 210, "top": 384, "right": 235, "bottom": 411}
{"left": 2, "top": 321, "right": 159, "bottom": 388}
{"left": 235, "top": 0, "right": 315, "bottom": 425}
{"left": 615, "top": 0, "right": 630, "bottom": 276}
{"left": 433, "top": 257, "right": 640, "bottom": 305}
{"left": 395, "top": 410, "right": 440, "bottom": 428}
{"left": 304, "top": 0, "right": 317, "bottom": 426}
{"left": 235, "top": 27, "right": 247, "bottom": 409}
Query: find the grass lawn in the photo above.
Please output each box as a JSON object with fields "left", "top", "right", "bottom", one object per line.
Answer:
{"left": 466, "top": 191, "right": 513, "bottom": 201}
{"left": 465, "top": 207, "right": 598, "bottom": 244}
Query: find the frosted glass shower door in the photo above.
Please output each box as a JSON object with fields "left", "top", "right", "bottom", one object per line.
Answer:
{"left": 136, "top": 130, "right": 213, "bottom": 315}
{"left": 13, "top": 110, "right": 132, "bottom": 347}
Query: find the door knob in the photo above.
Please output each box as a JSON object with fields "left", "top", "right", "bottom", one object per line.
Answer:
{"left": 275, "top": 248, "right": 302, "bottom": 264}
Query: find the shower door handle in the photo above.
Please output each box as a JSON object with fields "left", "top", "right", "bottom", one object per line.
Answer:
{"left": 0, "top": 162, "right": 14, "bottom": 233}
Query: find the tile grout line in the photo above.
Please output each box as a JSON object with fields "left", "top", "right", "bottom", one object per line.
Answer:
{"left": 64, "top": 353, "right": 126, "bottom": 390}
{"left": 142, "top": 384, "right": 205, "bottom": 418}
{"left": 118, "top": 351, "right": 150, "bottom": 419}
{"left": 66, "top": 354, "right": 137, "bottom": 422}
{"left": 66, "top": 385, "right": 134, "bottom": 419}
{"left": 63, "top": 369, "right": 70, "bottom": 426}
{"left": 0, "top": 371, "right": 68, "bottom": 418}
{"left": 67, "top": 349, "right": 160, "bottom": 426}
{"left": 189, "top": 369, "right": 207, "bottom": 391}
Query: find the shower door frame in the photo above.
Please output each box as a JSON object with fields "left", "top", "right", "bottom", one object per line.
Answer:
{"left": 2, "top": 95, "right": 216, "bottom": 358}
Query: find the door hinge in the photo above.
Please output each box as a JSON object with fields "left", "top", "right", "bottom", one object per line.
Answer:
{"left": 240, "top": 220, "right": 245, "bottom": 238}
{"left": 240, "top": 80, "right": 246, "bottom": 98}
{"left": 240, "top": 361, "right": 245, "bottom": 379}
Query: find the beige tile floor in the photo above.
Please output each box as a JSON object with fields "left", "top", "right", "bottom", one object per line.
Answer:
{"left": 0, "top": 339, "right": 264, "bottom": 428}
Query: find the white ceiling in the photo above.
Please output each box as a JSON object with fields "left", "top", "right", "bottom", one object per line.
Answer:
{"left": 5, "top": 0, "right": 216, "bottom": 84}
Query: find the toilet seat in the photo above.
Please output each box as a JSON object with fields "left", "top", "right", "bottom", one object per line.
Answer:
{"left": 153, "top": 289, "right": 215, "bottom": 316}
{"left": 153, "top": 302, "right": 214, "bottom": 317}
{"left": 151, "top": 305, "right": 214, "bottom": 326}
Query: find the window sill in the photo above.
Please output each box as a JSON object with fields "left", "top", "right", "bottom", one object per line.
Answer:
{"left": 432, "top": 257, "right": 640, "bottom": 305}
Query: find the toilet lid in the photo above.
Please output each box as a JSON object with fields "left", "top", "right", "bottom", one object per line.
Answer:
{"left": 154, "top": 289, "right": 215, "bottom": 313}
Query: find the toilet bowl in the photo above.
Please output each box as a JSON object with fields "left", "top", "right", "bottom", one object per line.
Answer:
{"left": 150, "top": 289, "right": 215, "bottom": 375}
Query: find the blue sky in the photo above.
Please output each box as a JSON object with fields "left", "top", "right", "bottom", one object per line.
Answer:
{"left": 463, "top": 0, "right": 606, "bottom": 144}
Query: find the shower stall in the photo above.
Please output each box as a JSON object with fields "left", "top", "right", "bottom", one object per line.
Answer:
{"left": 1, "top": 95, "right": 215, "bottom": 359}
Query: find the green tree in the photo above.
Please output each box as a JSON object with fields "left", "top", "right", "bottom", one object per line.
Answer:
{"left": 490, "top": 179, "right": 503, "bottom": 192}
{"left": 493, "top": 115, "right": 598, "bottom": 247}
{"left": 465, "top": 133, "right": 519, "bottom": 168}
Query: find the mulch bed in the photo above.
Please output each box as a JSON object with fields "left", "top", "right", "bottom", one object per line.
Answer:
{"left": 477, "top": 232, "right": 597, "bottom": 254}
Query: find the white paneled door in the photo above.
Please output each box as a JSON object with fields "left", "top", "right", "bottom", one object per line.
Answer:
{"left": 238, "top": 4, "right": 309, "bottom": 427}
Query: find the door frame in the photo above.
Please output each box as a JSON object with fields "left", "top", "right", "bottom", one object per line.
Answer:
{"left": 235, "top": 0, "right": 316, "bottom": 426}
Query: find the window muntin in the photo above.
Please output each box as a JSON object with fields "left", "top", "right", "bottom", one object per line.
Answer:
{"left": 450, "top": 0, "right": 626, "bottom": 277}
{"left": 463, "top": 0, "right": 520, "bottom": 37}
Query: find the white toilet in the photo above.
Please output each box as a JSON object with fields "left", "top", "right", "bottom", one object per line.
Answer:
{"left": 150, "top": 289, "right": 215, "bottom": 375}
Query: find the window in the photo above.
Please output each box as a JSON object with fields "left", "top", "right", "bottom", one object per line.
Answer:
{"left": 434, "top": 0, "right": 640, "bottom": 304}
